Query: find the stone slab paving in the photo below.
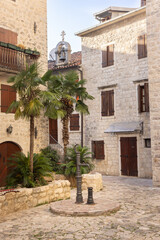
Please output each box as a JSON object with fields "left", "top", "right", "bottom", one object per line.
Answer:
{"left": 0, "top": 176, "right": 160, "bottom": 240}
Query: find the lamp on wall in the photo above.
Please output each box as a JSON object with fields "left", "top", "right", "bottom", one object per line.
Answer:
{"left": 6, "top": 125, "right": 13, "bottom": 134}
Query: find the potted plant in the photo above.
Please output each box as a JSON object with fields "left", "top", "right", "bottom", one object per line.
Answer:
{"left": 0, "top": 41, "right": 8, "bottom": 48}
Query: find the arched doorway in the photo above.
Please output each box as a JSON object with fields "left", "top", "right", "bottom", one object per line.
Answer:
{"left": 0, "top": 142, "right": 21, "bottom": 187}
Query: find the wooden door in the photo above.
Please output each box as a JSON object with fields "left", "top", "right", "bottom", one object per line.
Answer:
{"left": 49, "top": 119, "right": 58, "bottom": 144}
{"left": 120, "top": 137, "right": 138, "bottom": 176}
{"left": 0, "top": 142, "right": 21, "bottom": 187}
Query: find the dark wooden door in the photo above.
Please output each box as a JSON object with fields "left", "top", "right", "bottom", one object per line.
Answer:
{"left": 120, "top": 137, "right": 138, "bottom": 176}
{"left": 0, "top": 142, "right": 21, "bottom": 187}
{"left": 49, "top": 119, "right": 58, "bottom": 144}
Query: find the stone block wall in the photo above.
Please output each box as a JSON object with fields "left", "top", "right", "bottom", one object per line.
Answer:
{"left": 0, "top": 180, "right": 70, "bottom": 217}
{"left": 0, "top": 0, "right": 49, "bottom": 154}
{"left": 81, "top": 9, "right": 152, "bottom": 178}
{"left": 146, "top": 0, "right": 160, "bottom": 185}
{"left": 82, "top": 173, "right": 103, "bottom": 192}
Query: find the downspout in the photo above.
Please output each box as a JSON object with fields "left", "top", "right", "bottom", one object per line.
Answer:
{"left": 77, "top": 66, "right": 83, "bottom": 147}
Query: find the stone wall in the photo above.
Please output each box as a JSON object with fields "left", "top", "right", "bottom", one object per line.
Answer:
{"left": 82, "top": 173, "right": 103, "bottom": 192}
{"left": 146, "top": 0, "right": 160, "bottom": 185}
{"left": 0, "top": 0, "right": 49, "bottom": 154}
{"left": 81, "top": 9, "right": 152, "bottom": 178}
{"left": 0, "top": 180, "right": 70, "bottom": 217}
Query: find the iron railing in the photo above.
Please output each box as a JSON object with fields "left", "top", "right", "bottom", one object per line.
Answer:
{"left": 0, "top": 46, "right": 38, "bottom": 72}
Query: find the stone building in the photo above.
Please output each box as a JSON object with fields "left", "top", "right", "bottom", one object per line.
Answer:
{"left": 48, "top": 33, "right": 82, "bottom": 152}
{"left": 76, "top": 1, "right": 152, "bottom": 178}
{"left": 146, "top": 0, "right": 160, "bottom": 186}
{"left": 0, "top": 0, "right": 48, "bottom": 186}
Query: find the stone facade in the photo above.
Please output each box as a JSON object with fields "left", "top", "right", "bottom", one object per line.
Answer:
{"left": 146, "top": 0, "right": 160, "bottom": 186}
{"left": 82, "top": 173, "right": 103, "bottom": 192}
{"left": 0, "top": 0, "right": 49, "bottom": 156}
{"left": 77, "top": 7, "right": 152, "bottom": 178}
{"left": 0, "top": 180, "right": 70, "bottom": 217}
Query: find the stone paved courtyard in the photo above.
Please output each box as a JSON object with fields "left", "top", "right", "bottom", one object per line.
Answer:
{"left": 0, "top": 176, "right": 160, "bottom": 240}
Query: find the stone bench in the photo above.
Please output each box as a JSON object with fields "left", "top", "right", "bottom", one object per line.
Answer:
{"left": 82, "top": 173, "right": 103, "bottom": 192}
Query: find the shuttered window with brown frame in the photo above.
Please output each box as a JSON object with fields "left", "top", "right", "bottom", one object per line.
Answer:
{"left": 70, "top": 114, "right": 80, "bottom": 131}
{"left": 138, "top": 83, "right": 149, "bottom": 113}
{"left": 1, "top": 84, "right": 16, "bottom": 113}
{"left": 138, "top": 34, "right": 147, "bottom": 59}
{"left": 92, "top": 141, "right": 105, "bottom": 160}
{"left": 102, "top": 44, "right": 114, "bottom": 68}
{"left": 49, "top": 118, "right": 58, "bottom": 144}
{"left": 101, "top": 90, "right": 114, "bottom": 116}
{"left": 141, "top": 0, "right": 146, "bottom": 6}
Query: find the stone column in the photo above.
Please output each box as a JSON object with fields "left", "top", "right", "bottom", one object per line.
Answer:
{"left": 146, "top": 0, "right": 160, "bottom": 186}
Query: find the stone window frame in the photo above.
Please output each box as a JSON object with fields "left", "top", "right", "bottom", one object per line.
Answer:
{"left": 101, "top": 41, "right": 115, "bottom": 69}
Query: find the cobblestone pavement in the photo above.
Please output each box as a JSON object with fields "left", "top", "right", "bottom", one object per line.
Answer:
{"left": 0, "top": 176, "right": 160, "bottom": 240}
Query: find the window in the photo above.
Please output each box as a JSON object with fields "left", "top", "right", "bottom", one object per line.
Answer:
{"left": 138, "top": 83, "right": 149, "bottom": 113}
{"left": 138, "top": 34, "right": 147, "bottom": 59}
{"left": 101, "top": 90, "right": 114, "bottom": 116}
{"left": 70, "top": 114, "right": 80, "bottom": 131}
{"left": 1, "top": 84, "right": 16, "bottom": 113}
{"left": 141, "top": 0, "right": 146, "bottom": 6}
{"left": 92, "top": 141, "right": 105, "bottom": 160}
{"left": 49, "top": 118, "right": 58, "bottom": 144}
{"left": 144, "top": 138, "right": 151, "bottom": 148}
{"left": 102, "top": 44, "right": 114, "bottom": 67}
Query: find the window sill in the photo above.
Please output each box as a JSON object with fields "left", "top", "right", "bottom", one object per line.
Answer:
{"left": 69, "top": 130, "right": 81, "bottom": 133}
{"left": 102, "top": 65, "right": 115, "bottom": 70}
{"left": 101, "top": 115, "right": 115, "bottom": 120}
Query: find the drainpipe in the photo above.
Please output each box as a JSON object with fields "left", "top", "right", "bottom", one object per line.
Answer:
{"left": 77, "top": 66, "right": 83, "bottom": 147}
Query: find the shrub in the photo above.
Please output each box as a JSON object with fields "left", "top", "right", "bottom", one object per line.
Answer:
{"left": 40, "top": 146, "right": 63, "bottom": 173}
{"left": 63, "top": 145, "right": 94, "bottom": 177}
{"left": 6, "top": 152, "right": 52, "bottom": 188}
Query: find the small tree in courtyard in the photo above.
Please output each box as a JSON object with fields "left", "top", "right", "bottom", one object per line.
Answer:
{"left": 7, "top": 64, "right": 64, "bottom": 173}
{"left": 47, "top": 70, "right": 94, "bottom": 156}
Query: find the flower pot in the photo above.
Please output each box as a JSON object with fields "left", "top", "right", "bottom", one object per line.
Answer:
{"left": 0, "top": 41, "right": 8, "bottom": 48}
{"left": 7, "top": 43, "right": 17, "bottom": 50}
{"left": 24, "top": 49, "right": 33, "bottom": 54}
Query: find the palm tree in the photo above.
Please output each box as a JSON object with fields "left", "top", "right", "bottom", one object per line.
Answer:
{"left": 7, "top": 64, "right": 63, "bottom": 173}
{"left": 47, "top": 70, "right": 94, "bottom": 155}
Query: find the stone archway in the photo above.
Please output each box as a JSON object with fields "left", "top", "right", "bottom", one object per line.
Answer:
{"left": 0, "top": 141, "right": 21, "bottom": 187}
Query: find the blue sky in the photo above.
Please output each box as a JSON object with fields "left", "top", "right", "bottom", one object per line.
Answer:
{"left": 47, "top": 0, "right": 140, "bottom": 59}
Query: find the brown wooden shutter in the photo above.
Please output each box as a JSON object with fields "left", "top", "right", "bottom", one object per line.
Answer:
{"left": 138, "top": 35, "right": 144, "bottom": 59}
{"left": 102, "top": 49, "right": 107, "bottom": 68}
{"left": 144, "top": 83, "right": 149, "bottom": 112}
{"left": 0, "top": 27, "right": 17, "bottom": 44}
{"left": 1, "top": 84, "right": 16, "bottom": 113}
{"left": 96, "top": 141, "right": 105, "bottom": 160}
{"left": 144, "top": 34, "right": 147, "bottom": 58}
{"left": 49, "top": 118, "right": 58, "bottom": 144}
{"left": 92, "top": 141, "right": 96, "bottom": 159}
{"left": 141, "top": 0, "right": 146, "bottom": 6}
{"left": 109, "top": 90, "right": 114, "bottom": 116}
{"left": 138, "top": 85, "right": 142, "bottom": 113}
{"left": 107, "top": 44, "right": 114, "bottom": 66}
{"left": 101, "top": 91, "right": 107, "bottom": 116}
{"left": 70, "top": 114, "right": 79, "bottom": 131}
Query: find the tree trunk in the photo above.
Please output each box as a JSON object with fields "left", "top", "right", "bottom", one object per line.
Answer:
{"left": 30, "top": 116, "right": 34, "bottom": 173}
{"left": 62, "top": 116, "right": 69, "bottom": 157}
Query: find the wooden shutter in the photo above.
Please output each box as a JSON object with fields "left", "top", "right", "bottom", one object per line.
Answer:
{"left": 0, "top": 27, "right": 17, "bottom": 44}
{"left": 96, "top": 141, "right": 105, "bottom": 160}
{"left": 107, "top": 44, "right": 114, "bottom": 66}
{"left": 49, "top": 118, "right": 58, "bottom": 144}
{"left": 144, "top": 34, "right": 147, "bottom": 58}
{"left": 138, "top": 85, "right": 142, "bottom": 113}
{"left": 109, "top": 90, "right": 114, "bottom": 116}
{"left": 144, "top": 83, "right": 149, "bottom": 112}
{"left": 92, "top": 141, "right": 96, "bottom": 159}
{"left": 70, "top": 114, "right": 79, "bottom": 131}
{"left": 102, "top": 49, "right": 107, "bottom": 68}
{"left": 1, "top": 84, "right": 16, "bottom": 113}
{"left": 101, "top": 91, "right": 107, "bottom": 116}
{"left": 138, "top": 35, "right": 144, "bottom": 59}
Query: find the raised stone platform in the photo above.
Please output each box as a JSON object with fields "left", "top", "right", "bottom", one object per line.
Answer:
{"left": 50, "top": 198, "right": 120, "bottom": 216}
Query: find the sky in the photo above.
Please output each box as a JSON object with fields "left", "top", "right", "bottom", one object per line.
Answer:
{"left": 47, "top": 0, "right": 140, "bottom": 59}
